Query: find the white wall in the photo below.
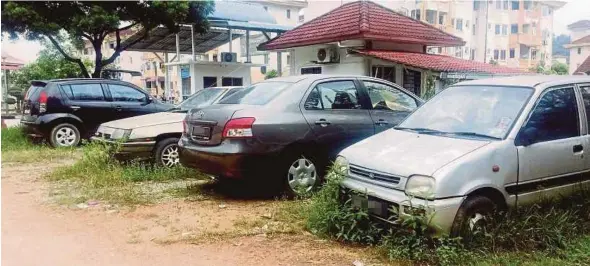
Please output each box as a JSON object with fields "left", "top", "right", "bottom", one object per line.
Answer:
{"left": 290, "top": 45, "right": 368, "bottom": 76}
{"left": 569, "top": 45, "right": 590, "bottom": 74}
{"left": 187, "top": 63, "right": 252, "bottom": 95}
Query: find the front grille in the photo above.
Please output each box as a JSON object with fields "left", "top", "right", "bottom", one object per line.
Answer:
{"left": 349, "top": 165, "right": 401, "bottom": 184}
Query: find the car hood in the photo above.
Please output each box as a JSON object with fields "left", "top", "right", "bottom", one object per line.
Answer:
{"left": 102, "top": 112, "right": 185, "bottom": 129}
{"left": 340, "top": 129, "right": 491, "bottom": 177}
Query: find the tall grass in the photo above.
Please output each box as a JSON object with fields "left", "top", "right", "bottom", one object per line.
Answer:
{"left": 47, "top": 141, "right": 206, "bottom": 205}
{"left": 1, "top": 127, "right": 77, "bottom": 163}
{"left": 303, "top": 168, "right": 590, "bottom": 265}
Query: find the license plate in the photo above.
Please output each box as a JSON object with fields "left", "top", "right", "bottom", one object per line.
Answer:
{"left": 191, "top": 126, "right": 211, "bottom": 140}
{"left": 351, "top": 194, "right": 389, "bottom": 218}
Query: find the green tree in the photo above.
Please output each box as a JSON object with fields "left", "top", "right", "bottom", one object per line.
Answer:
{"left": 1, "top": 1, "right": 214, "bottom": 78}
{"left": 550, "top": 61, "right": 569, "bottom": 75}
{"left": 265, "top": 69, "right": 279, "bottom": 80}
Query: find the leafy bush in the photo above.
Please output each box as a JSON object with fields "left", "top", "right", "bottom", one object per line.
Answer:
{"left": 304, "top": 167, "right": 590, "bottom": 265}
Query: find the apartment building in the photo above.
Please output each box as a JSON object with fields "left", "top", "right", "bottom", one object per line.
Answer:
{"left": 565, "top": 20, "right": 590, "bottom": 74}
{"left": 304, "top": 0, "right": 564, "bottom": 70}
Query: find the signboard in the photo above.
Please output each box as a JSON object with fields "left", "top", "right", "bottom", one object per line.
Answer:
{"left": 180, "top": 66, "right": 190, "bottom": 79}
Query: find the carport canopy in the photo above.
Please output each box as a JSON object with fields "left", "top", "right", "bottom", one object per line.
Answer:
{"left": 121, "top": 1, "right": 292, "bottom": 55}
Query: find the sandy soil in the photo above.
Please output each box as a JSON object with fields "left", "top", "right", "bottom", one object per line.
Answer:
{"left": 1, "top": 160, "right": 381, "bottom": 266}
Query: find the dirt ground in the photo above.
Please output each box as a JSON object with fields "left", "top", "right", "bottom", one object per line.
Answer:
{"left": 1, "top": 160, "right": 381, "bottom": 266}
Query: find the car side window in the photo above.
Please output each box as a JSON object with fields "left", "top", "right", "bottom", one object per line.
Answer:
{"left": 522, "top": 87, "right": 579, "bottom": 143}
{"left": 109, "top": 84, "right": 146, "bottom": 102}
{"left": 362, "top": 81, "right": 418, "bottom": 112}
{"left": 62, "top": 84, "right": 105, "bottom": 101}
{"left": 304, "top": 80, "right": 361, "bottom": 110}
{"left": 579, "top": 84, "right": 590, "bottom": 128}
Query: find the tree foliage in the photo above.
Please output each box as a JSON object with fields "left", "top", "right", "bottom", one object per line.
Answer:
{"left": 264, "top": 69, "right": 279, "bottom": 80}
{"left": 7, "top": 41, "right": 93, "bottom": 100}
{"left": 1, "top": 1, "right": 214, "bottom": 78}
{"left": 529, "top": 60, "right": 569, "bottom": 75}
{"left": 552, "top": 34, "right": 571, "bottom": 57}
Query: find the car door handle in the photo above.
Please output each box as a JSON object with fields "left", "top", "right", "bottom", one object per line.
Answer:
{"left": 573, "top": 144, "right": 584, "bottom": 154}
{"left": 115, "top": 106, "right": 123, "bottom": 111}
{"left": 375, "top": 119, "right": 389, "bottom": 126}
{"left": 71, "top": 106, "right": 81, "bottom": 111}
{"left": 315, "top": 119, "right": 331, "bottom": 127}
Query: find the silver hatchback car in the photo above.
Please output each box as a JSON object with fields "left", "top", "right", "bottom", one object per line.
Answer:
{"left": 337, "top": 75, "right": 590, "bottom": 235}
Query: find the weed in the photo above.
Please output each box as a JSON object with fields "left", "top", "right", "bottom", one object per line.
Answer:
{"left": 1, "top": 127, "right": 77, "bottom": 163}
{"left": 46, "top": 140, "right": 206, "bottom": 205}
{"left": 303, "top": 166, "right": 590, "bottom": 265}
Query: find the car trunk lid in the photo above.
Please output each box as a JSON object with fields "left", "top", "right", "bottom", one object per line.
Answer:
{"left": 22, "top": 81, "right": 48, "bottom": 117}
{"left": 185, "top": 104, "right": 253, "bottom": 146}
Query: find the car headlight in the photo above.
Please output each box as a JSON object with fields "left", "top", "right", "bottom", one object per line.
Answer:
{"left": 405, "top": 175, "right": 436, "bottom": 199}
{"left": 334, "top": 156, "right": 349, "bottom": 176}
{"left": 110, "top": 128, "right": 132, "bottom": 140}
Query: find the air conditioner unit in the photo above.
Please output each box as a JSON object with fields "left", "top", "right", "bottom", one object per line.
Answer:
{"left": 220, "top": 52, "right": 237, "bottom": 63}
{"left": 317, "top": 47, "right": 340, "bottom": 63}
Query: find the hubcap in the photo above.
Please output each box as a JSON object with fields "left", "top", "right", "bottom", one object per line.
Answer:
{"left": 161, "top": 145, "right": 180, "bottom": 167}
{"left": 287, "top": 157, "right": 317, "bottom": 194}
{"left": 469, "top": 213, "right": 486, "bottom": 231}
{"left": 55, "top": 127, "right": 77, "bottom": 147}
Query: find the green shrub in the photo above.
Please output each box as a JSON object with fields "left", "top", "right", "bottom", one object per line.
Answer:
{"left": 1, "top": 126, "right": 33, "bottom": 151}
{"left": 1, "top": 127, "right": 77, "bottom": 162}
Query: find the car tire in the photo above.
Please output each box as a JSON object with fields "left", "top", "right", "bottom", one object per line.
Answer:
{"left": 450, "top": 195, "right": 497, "bottom": 238}
{"left": 48, "top": 123, "right": 81, "bottom": 148}
{"left": 279, "top": 151, "right": 325, "bottom": 198}
{"left": 154, "top": 137, "right": 181, "bottom": 167}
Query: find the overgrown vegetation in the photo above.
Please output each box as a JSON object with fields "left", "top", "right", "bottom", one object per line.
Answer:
{"left": 46, "top": 140, "right": 205, "bottom": 205}
{"left": 1, "top": 127, "right": 77, "bottom": 163}
{"left": 303, "top": 168, "right": 590, "bottom": 265}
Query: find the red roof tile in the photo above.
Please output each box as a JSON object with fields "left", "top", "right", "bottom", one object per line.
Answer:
{"left": 572, "top": 35, "right": 590, "bottom": 45}
{"left": 575, "top": 56, "right": 590, "bottom": 74}
{"left": 260, "top": 1, "right": 464, "bottom": 50}
{"left": 355, "top": 50, "right": 526, "bottom": 74}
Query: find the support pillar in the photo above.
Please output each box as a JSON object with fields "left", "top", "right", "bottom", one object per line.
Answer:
{"left": 175, "top": 34, "right": 180, "bottom": 61}
{"left": 245, "top": 30, "right": 251, "bottom": 63}
{"left": 277, "top": 52, "right": 282, "bottom": 76}
{"left": 164, "top": 53, "right": 171, "bottom": 101}
{"left": 191, "top": 24, "right": 196, "bottom": 61}
{"left": 228, "top": 28, "right": 233, "bottom": 53}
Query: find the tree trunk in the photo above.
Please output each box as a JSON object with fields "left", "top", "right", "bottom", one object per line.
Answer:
{"left": 92, "top": 41, "right": 103, "bottom": 78}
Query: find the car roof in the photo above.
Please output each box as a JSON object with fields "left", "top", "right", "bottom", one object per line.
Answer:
{"left": 265, "top": 74, "right": 372, "bottom": 83}
{"left": 455, "top": 75, "right": 590, "bottom": 90}
{"left": 31, "top": 78, "right": 139, "bottom": 86}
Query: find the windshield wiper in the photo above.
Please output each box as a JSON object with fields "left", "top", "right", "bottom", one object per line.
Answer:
{"left": 444, "top": 132, "right": 501, "bottom": 140}
{"left": 167, "top": 107, "right": 181, "bottom": 112}
{"left": 394, "top": 127, "right": 444, "bottom": 134}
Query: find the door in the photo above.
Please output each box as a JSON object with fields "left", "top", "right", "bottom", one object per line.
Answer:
{"left": 361, "top": 80, "right": 420, "bottom": 133}
{"left": 107, "top": 83, "right": 153, "bottom": 119}
{"left": 300, "top": 79, "right": 374, "bottom": 158}
{"left": 60, "top": 83, "right": 112, "bottom": 133}
{"left": 514, "top": 86, "right": 587, "bottom": 205}
{"left": 577, "top": 83, "right": 590, "bottom": 181}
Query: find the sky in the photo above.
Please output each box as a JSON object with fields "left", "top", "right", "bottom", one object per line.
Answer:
{"left": 1, "top": 0, "right": 589, "bottom": 64}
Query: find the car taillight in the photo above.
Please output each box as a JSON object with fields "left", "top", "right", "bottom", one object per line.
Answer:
{"left": 223, "top": 117, "right": 255, "bottom": 138}
{"left": 182, "top": 117, "right": 188, "bottom": 134}
{"left": 39, "top": 90, "right": 48, "bottom": 113}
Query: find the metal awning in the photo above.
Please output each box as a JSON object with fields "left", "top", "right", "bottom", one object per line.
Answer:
{"left": 122, "top": 26, "right": 242, "bottom": 54}
{"left": 121, "top": 1, "right": 291, "bottom": 54}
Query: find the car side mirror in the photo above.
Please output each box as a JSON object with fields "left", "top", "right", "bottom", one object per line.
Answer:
{"left": 517, "top": 126, "right": 538, "bottom": 146}
{"left": 146, "top": 96, "right": 153, "bottom": 103}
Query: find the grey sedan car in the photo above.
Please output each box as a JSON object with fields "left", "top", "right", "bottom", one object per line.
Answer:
{"left": 179, "top": 75, "right": 423, "bottom": 197}
{"left": 92, "top": 87, "right": 242, "bottom": 166}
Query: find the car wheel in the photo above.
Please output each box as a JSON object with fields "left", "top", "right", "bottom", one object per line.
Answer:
{"left": 154, "top": 137, "right": 180, "bottom": 167}
{"left": 281, "top": 152, "right": 324, "bottom": 198}
{"left": 49, "top": 123, "right": 81, "bottom": 148}
{"left": 450, "top": 195, "right": 497, "bottom": 238}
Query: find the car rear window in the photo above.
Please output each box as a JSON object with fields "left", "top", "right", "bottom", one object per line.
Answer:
{"left": 218, "top": 82, "right": 290, "bottom": 105}
{"left": 25, "top": 86, "right": 44, "bottom": 101}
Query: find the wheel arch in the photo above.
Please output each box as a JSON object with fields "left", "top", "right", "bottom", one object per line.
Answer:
{"left": 466, "top": 187, "right": 508, "bottom": 211}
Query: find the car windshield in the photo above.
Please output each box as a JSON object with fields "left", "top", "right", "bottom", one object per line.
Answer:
{"left": 397, "top": 85, "right": 534, "bottom": 140}
{"left": 218, "top": 82, "right": 291, "bottom": 105}
{"left": 175, "top": 88, "right": 226, "bottom": 111}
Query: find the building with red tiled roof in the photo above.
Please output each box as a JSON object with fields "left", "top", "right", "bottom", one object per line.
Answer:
{"left": 574, "top": 56, "right": 590, "bottom": 75}
{"left": 259, "top": 0, "right": 526, "bottom": 96}
{"left": 565, "top": 19, "right": 590, "bottom": 74}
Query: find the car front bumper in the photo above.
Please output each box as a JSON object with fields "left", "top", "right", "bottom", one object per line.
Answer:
{"left": 342, "top": 178, "right": 464, "bottom": 234}
{"left": 90, "top": 136, "right": 156, "bottom": 161}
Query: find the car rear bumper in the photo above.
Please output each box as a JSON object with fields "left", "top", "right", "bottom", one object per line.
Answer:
{"left": 90, "top": 137, "right": 156, "bottom": 161}
{"left": 178, "top": 138, "right": 280, "bottom": 179}
{"left": 20, "top": 120, "right": 44, "bottom": 138}
{"left": 342, "top": 178, "right": 464, "bottom": 234}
